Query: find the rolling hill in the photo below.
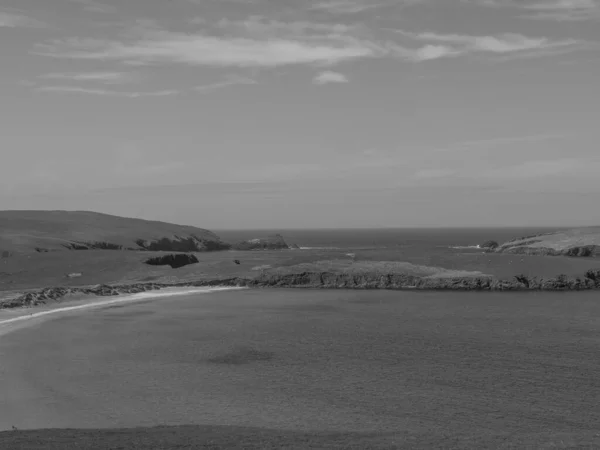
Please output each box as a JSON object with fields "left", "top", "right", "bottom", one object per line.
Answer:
{"left": 0, "top": 210, "right": 230, "bottom": 254}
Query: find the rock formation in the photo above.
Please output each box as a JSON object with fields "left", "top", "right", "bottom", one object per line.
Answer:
{"left": 495, "top": 228, "right": 600, "bottom": 257}
{"left": 231, "top": 234, "right": 290, "bottom": 250}
{"left": 144, "top": 253, "right": 199, "bottom": 269}
{"left": 5, "top": 268, "right": 600, "bottom": 309}
{"left": 480, "top": 240, "right": 499, "bottom": 250}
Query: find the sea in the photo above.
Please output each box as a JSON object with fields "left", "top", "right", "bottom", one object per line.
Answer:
{"left": 217, "top": 227, "right": 600, "bottom": 280}
{"left": 216, "top": 227, "right": 559, "bottom": 251}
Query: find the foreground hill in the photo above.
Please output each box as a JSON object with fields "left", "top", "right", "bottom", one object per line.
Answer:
{"left": 495, "top": 227, "right": 600, "bottom": 257}
{"left": 0, "top": 210, "right": 230, "bottom": 254}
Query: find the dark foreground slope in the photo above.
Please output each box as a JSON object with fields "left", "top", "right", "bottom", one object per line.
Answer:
{"left": 0, "top": 210, "right": 230, "bottom": 254}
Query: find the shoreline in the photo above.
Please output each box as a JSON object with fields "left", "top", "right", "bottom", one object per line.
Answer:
{"left": 0, "top": 286, "right": 248, "bottom": 337}
{"left": 2, "top": 268, "right": 600, "bottom": 311}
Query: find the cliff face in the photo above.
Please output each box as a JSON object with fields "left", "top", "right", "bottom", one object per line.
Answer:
{"left": 0, "top": 210, "right": 230, "bottom": 254}
{"left": 231, "top": 234, "right": 290, "bottom": 251}
{"left": 494, "top": 227, "right": 600, "bottom": 257}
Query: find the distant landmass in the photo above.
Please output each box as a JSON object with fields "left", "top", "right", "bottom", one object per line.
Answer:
{"left": 0, "top": 210, "right": 230, "bottom": 254}
{"left": 491, "top": 227, "right": 600, "bottom": 257}
{"left": 2, "top": 210, "right": 600, "bottom": 309}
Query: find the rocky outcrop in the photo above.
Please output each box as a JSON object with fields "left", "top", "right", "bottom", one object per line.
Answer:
{"left": 135, "top": 236, "right": 230, "bottom": 252}
{"left": 480, "top": 240, "right": 499, "bottom": 250}
{"left": 144, "top": 254, "right": 199, "bottom": 269}
{"left": 231, "top": 234, "right": 290, "bottom": 251}
{"left": 62, "top": 241, "right": 125, "bottom": 250}
{"left": 289, "top": 244, "right": 300, "bottom": 249}
{"left": 495, "top": 227, "right": 600, "bottom": 257}
{"left": 497, "top": 244, "right": 600, "bottom": 257}
{"left": 4, "top": 269, "right": 600, "bottom": 309}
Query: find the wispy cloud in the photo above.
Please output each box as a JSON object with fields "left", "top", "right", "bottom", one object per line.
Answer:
{"left": 313, "top": 70, "right": 349, "bottom": 84}
{"left": 35, "top": 34, "right": 376, "bottom": 67}
{"left": 465, "top": 0, "right": 600, "bottom": 21}
{"left": 0, "top": 11, "right": 47, "bottom": 28}
{"left": 398, "top": 30, "right": 581, "bottom": 56}
{"left": 194, "top": 74, "right": 257, "bottom": 92}
{"left": 39, "top": 71, "right": 136, "bottom": 84}
{"left": 310, "top": 0, "right": 390, "bottom": 14}
{"left": 35, "top": 86, "right": 179, "bottom": 98}
{"left": 310, "top": 0, "right": 424, "bottom": 14}
{"left": 33, "top": 12, "right": 587, "bottom": 69}
{"left": 524, "top": 0, "right": 600, "bottom": 20}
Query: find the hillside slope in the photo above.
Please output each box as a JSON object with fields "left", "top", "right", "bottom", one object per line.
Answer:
{"left": 0, "top": 210, "right": 230, "bottom": 254}
{"left": 495, "top": 227, "right": 600, "bottom": 257}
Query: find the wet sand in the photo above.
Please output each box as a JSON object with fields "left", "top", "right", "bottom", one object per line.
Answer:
{"left": 2, "top": 289, "right": 600, "bottom": 448}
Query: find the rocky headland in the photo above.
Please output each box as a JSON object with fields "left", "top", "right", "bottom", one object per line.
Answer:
{"left": 0, "top": 210, "right": 231, "bottom": 254}
{"left": 491, "top": 227, "right": 600, "bottom": 257}
{"left": 231, "top": 234, "right": 291, "bottom": 250}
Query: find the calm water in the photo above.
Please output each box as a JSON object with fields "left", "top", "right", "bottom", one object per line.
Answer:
{"left": 2, "top": 288, "right": 600, "bottom": 447}
{"left": 216, "top": 227, "right": 562, "bottom": 251}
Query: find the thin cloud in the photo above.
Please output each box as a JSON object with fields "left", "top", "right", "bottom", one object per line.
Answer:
{"left": 194, "top": 74, "right": 257, "bottom": 92}
{"left": 35, "top": 86, "right": 179, "bottom": 98}
{"left": 310, "top": 0, "right": 424, "bottom": 14}
{"left": 313, "top": 70, "right": 349, "bottom": 84}
{"left": 39, "top": 72, "right": 136, "bottom": 84}
{"left": 310, "top": 0, "right": 390, "bottom": 14}
{"left": 0, "top": 11, "right": 47, "bottom": 28}
{"left": 34, "top": 15, "right": 581, "bottom": 68}
{"left": 397, "top": 30, "right": 582, "bottom": 57}
{"left": 35, "top": 34, "right": 377, "bottom": 67}
{"left": 464, "top": 0, "right": 600, "bottom": 21}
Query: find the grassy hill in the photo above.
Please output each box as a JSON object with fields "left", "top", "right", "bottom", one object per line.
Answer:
{"left": 496, "top": 227, "right": 600, "bottom": 257}
{"left": 0, "top": 210, "right": 230, "bottom": 254}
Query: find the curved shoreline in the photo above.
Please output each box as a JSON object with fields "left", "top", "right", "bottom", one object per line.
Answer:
{"left": 0, "top": 287, "right": 248, "bottom": 338}
{"left": 2, "top": 268, "right": 600, "bottom": 310}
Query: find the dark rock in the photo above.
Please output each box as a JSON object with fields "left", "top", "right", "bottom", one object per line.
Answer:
{"left": 564, "top": 246, "right": 600, "bottom": 257}
{"left": 289, "top": 243, "right": 300, "bottom": 249}
{"left": 136, "top": 236, "right": 230, "bottom": 252}
{"left": 232, "top": 234, "right": 290, "bottom": 250}
{"left": 480, "top": 240, "right": 499, "bottom": 250}
{"left": 234, "top": 260, "right": 241, "bottom": 265}
{"left": 1, "top": 251, "right": 11, "bottom": 258}
{"left": 144, "top": 253, "right": 199, "bottom": 269}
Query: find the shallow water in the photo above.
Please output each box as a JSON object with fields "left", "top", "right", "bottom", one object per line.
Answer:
{"left": 2, "top": 288, "right": 600, "bottom": 446}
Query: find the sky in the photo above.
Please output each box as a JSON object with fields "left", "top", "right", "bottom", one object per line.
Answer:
{"left": 1, "top": 0, "right": 599, "bottom": 229}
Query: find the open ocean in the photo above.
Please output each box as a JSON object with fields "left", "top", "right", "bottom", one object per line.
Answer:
{"left": 216, "top": 227, "right": 562, "bottom": 251}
